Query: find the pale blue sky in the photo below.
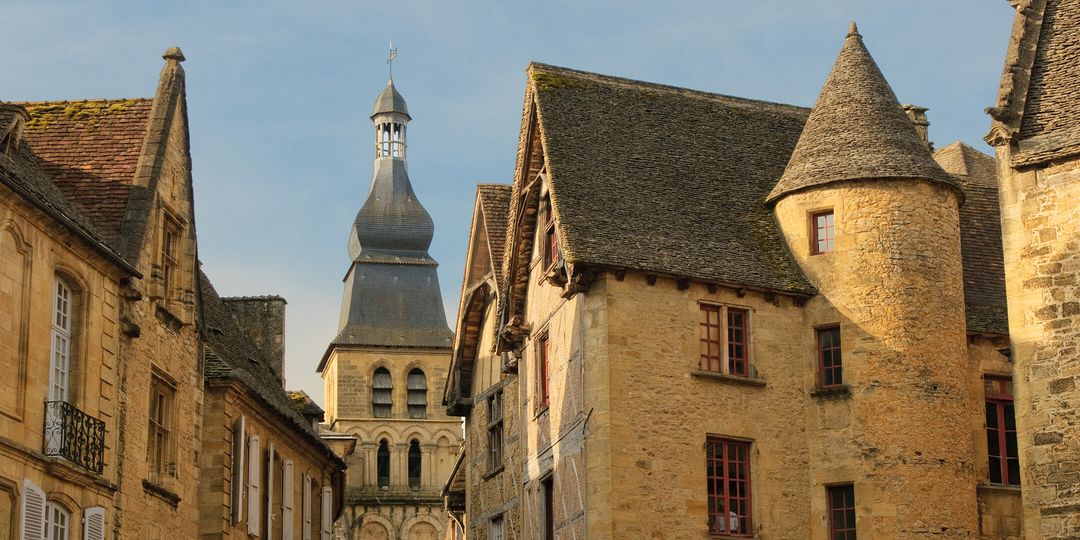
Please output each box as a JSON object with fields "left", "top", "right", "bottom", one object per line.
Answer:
{"left": 3, "top": 1, "right": 1016, "bottom": 405}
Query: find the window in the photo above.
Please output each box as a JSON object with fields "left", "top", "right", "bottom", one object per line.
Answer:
{"left": 827, "top": 484, "right": 856, "bottom": 539}
{"left": 377, "top": 440, "right": 390, "bottom": 489}
{"left": 373, "top": 368, "right": 392, "bottom": 418}
{"left": 44, "top": 501, "right": 69, "bottom": 540}
{"left": 49, "top": 277, "right": 73, "bottom": 402}
{"left": 706, "top": 437, "right": 751, "bottom": 537}
{"left": 542, "top": 194, "right": 559, "bottom": 269}
{"left": 407, "top": 369, "right": 428, "bottom": 419}
{"left": 699, "top": 304, "right": 752, "bottom": 377}
{"left": 811, "top": 210, "right": 835, "bottom": 254}
{"left": 488, "top": 390, "right": 504, "bottom": 470}
{"left": 537, "top": 334, "right": 551, "bottom": 410}
{"left": 408, "top": 440, "right": 422, "bottom": 490}
{"left": 490, "top": 515, "right": 505, "bottom": 540}
{"left": 161, "top": 211, "right": 182, "bottom": 301}
{"left": 148, "top": 371, "right": 177, "bottom": 482}
{"left": 985, "top": 377, "right": 1020, "bottom": 486}
{"left": 542, "top": 475, "right": 554, "bottom": 540}
{"left": 817, "top": 327, "right": 843, "bottom": 387}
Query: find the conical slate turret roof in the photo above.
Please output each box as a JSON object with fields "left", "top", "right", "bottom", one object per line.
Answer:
{"left": 371, "top": 79, "right": 410, "bottom": 119}
{"left": 766, "top": 23, "right": 958, "bottom": 203}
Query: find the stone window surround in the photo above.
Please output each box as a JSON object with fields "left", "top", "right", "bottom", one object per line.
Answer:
{"left": 816, "top": 325, "right": 843, "bottom": 388}
{"left": 147, "top": 366, "right": 179, "bottom": 486}
{"left": 696, "top": 301, "right": 759, "bottom": 381}
{"left": 809, "top": 208, "right": 835, "bottom": 255}
{"left": 705, "top": 435, "right": 753, "bottom": 538}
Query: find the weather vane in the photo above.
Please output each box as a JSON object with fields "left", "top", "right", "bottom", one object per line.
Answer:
{"left": 387, "top": 41, "right": 398, "bottom": 80}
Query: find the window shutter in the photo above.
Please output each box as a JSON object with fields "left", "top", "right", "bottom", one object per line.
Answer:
{"left": 266, "top": 441, "right": 275, "bottom": 539}
{"left": 20, "top": 479, "right": 45, "bottom": 540}
{"left": 301, "top": 473, "right": 311, "bottom": 540}
{"left": 231, "top": 415, "right": 246, "bottom": 524}
{"left": 82, "top": 506, "right": 106, "bottom": 540}
{"left": 248, "top": 434, "right": 262, "bottom": 536}
{"left": 282, "top": 460, "right": 295, "bottom": 540}
{"left": 320, "top": 486, "right": 332, "bottom": 539}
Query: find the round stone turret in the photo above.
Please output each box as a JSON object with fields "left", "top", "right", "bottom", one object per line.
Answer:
{"left": 772, "top": 25, "right": 977, "bottom": 538}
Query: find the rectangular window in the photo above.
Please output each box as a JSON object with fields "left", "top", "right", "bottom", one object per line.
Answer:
{"left": 490, "top": 515, "right": 505, "bottom": 540}
{"left": 542, "top": 475, "right": 554, "bottom": 540}
{"left": 537, "top": 334, "right": 551, "bottom": 410}
{"left": 817, "top": 327, "right": 843, "bottom": 387}
{"left": 985, "top": 377, "right": 1020, "bottom": 486}
{"left": 812, "top": 210, "right": 835, "bottom": 254}
{"left": 706, "top": 437, "right": 752, "bottom": 537}
{"left": 542, "top": 195, "right": 559, "bottom": 269}
{"left": 487, "top": 390, "right": 504, "bottom": 470}
{"left": 147, "top": 371, "right": 177, "bottom": 482}
{"left": 699, "top": 304, "right": 752, "bottom": 377}
{"left": 161, "top": 212, "right": 182, "bottom": 300}
{"left": 827, "top": 484, "right": 856, "bottom": 539}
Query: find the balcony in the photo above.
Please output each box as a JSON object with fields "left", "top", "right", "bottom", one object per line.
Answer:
{"left": 43, "top": 401, "right": 105, "bottom": 474}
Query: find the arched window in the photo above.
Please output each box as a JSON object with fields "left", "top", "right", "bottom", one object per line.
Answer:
{"left": 407, "top": 369, "right": 428, "bottom": 419}
{"left": 377, "top": 439, "right": 390, "bottom": 489}
{"left": 44, "top": 501, "right": 70, "bottom": 540}
{"left": 49, "top": 276, "right": 74, "bottom": 402}
{"left": 373, "top": 368, "right": 392, "bottom": 418}
{"left": 408, "top": 440, "right": 421, "bottom": 490}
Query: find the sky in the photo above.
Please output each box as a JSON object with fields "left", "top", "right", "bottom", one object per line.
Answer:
{"left": 4, "top": 1, "right": 1016, "bottom": 406}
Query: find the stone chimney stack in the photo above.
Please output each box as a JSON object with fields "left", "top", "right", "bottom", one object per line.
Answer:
{"left": 222, "top": 296, "right": 287, "bottom": 385}
{"left": 902, "top": 104, "right": 932, "bottom": 150}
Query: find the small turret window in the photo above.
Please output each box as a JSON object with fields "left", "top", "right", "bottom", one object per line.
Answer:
{"left": 373, "top": 368, "right": 392, "bottom": 418}
{"left": 811, "top": 210, "right": 835, "bottom": 254}
{"left": 375, "top": 122, "right": 406, "bottom": 159}
{"left": 407, "top": 369, "right": 427, "bottom": 419}
{"left": 377, "top": 439, "right": 390, "bottom": 488}
{"left": 408, "top": 439, "right": 421, "bottom": 490}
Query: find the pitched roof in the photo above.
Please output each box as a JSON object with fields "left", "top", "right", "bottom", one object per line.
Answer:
{"left": 0, "top": 106, "right": 136, "bottom": 274}
{"left": 200, "top": 271, "right": 344, "bottom": 466}
{"left": 476, "top": 183, "right": 512, "bottom": 289}
{"left": 767, "top": 25, "right": 958, "bottom": 203}
{"left": 18, "top": 99, "right": 154, "bottom": 247}
{"left": 934, "top": 142, "right": 1009, "bottom": 335}
{"left": 1020, "top": 0, "right": 1080, "bottom": 140}
{"left": 526, "top": 63, "right": 816, "bottom": 295}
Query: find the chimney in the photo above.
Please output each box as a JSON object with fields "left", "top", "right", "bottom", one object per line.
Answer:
{"left": 222, "top": 296, "right": 287, "bottom": 385}
{"left": 902, "top": 104, "right": 933, "bottom": 151}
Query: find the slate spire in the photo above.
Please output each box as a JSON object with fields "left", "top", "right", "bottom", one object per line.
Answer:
{"left": 766, "top": 24, "right": 957, "bottom": 203}
{"left": 332, "top": 80, "right": 453, "bottom": 349}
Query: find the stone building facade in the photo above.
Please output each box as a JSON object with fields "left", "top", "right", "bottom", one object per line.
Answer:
{"left": 2, "top": 47, "right": 346, "bottom": 539}
{"left": 319, "top": 80, "right": 462, "bottom": 540}
{"left": 986, "top": 0, "right": 1080, "bottom": 537}
{"left": 444, "top": 25, "right": 1027, "bottom": 539}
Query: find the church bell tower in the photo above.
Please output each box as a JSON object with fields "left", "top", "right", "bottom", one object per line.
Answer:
{"left": 319, "top": 74, "right": 460, "bottom": 540}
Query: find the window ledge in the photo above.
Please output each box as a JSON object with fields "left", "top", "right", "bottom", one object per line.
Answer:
{"left": 482, "top": 466, "right": 504, "bottom": 480}
{"left": 142, "top": 479, "right": 181, "bottom": 508}
{"left": 692, "top": 370, "right": 766, "bottom": 387}
{"left": 978, "top": 484, "right": 1022, "bottom": 494}
{"left": 810, "top": 385, "right": 851, "bottom": 399}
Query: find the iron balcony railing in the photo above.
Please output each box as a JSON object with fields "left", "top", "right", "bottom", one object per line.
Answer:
{"left": 43, "top": 401, "right": 105, "bottom": 474}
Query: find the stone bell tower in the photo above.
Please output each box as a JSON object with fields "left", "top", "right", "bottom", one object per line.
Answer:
{"left": 318, "top": 77, "right": 461, "bottom": 540}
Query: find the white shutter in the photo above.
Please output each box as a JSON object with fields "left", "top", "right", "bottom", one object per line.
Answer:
{"left": 82, "top": 506, "right": 106, "bottom": 540}
{"left": 231, "top": 415, "right": 246, "bottom": 524}
{"left": 20, "top": 479, "right": 45, "bottom": 540}
{"left": 266, "top": 441, "right": 275, "bottom": 540}
{"left": 282, "top": 460, "right": 295, "bottom": 540}
{"left": 320, "top": 486, "right": 332, "bottom": 539}
{"left": 301, "top": 473, "right": 311, "bottom": 540}
{"left": 248, "top": 434, "right": 262, "bottom": 536}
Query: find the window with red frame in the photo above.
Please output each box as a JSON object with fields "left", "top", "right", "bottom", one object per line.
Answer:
{"left": 817, "top": 327, "right": 843, "bottom": 387}
{"left": 542, "top": 195, "right": 559, "bottom": 269}
{"left": 706, "top": 437, "right": 752, "bottom": 537}
{"left": 812, "top": 210, "right": 835, "bottom": 254}
{"left": 985, "top": 377, "right": 1019, "bottom": 486}
{"left": 537, "top": 334, "right": 550, "bottom": 410}
{"left": 827, "top": 484, "right": 856, "bottom": 539}
{"left": 699, "top": 305, "right": 751, "bottom": 377}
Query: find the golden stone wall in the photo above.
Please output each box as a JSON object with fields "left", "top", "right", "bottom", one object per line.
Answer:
{"left": 775, "top": 179, "right": 978, "bottom": 537}
{"left": 322, "top": 347, "right": 460, "bottom": 539}
{"left": 994, "top": 150, "right": 1080, "bottom": 539}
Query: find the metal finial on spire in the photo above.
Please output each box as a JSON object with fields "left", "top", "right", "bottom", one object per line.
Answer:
{"left": 848, "top": 21, "right": 861, "bottom": 38}
{"left": 387, "top": 41, "right": 398, "bottom": 79}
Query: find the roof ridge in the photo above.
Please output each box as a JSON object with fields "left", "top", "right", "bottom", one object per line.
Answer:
{"left": 16, "top": 97, "right": 153, "bottom": 106}
{"left": 527, "top": 62, "right": 810, "bottom": 114}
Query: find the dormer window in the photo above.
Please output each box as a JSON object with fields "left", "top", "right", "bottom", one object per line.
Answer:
{"left": 0, "top": 104, "right": 29, "bottom": 158}
{"left": 160, "top": 209, "right": 183, "bottom": 303}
